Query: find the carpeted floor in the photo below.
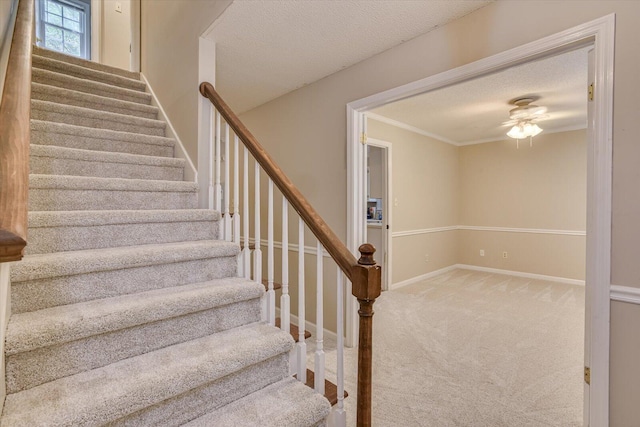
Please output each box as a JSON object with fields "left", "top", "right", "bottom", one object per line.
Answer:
{"left": 317, "top": 268, "right": 584, "bottom": 426}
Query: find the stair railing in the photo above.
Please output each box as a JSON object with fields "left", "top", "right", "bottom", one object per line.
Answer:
{"left": 200, "top": 82, "right": 381, "bottom": 427}
{"left": 0, "top": 0, "right": 33, "bottom": 263}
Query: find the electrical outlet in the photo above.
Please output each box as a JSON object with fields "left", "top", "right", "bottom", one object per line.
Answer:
{"left": 425, "top": 254, "right": 429, "bottom": 263}
{"left": 480, "top": 249, "right": 485, "bottom": 257}
{"left": 394, "top": 198, "right": 399, "bottom": 207}
{"left": 503, "top": 251, "right": 508, "bottom": 258}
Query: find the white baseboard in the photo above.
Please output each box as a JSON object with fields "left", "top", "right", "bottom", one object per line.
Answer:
{"left": 455, "top": 264, "right": 585, "bottom": 286}
{"left": 390, "top": 265, "right": 458, "bottom": 290}
{"left": 610, "top": 285, "right": 640, "bottom": 305}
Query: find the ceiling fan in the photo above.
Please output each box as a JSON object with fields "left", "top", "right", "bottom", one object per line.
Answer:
{"left": 502, "top": 97, "right": 549, "bottom": 127}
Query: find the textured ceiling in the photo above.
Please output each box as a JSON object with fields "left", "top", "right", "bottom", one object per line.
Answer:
{"left": 370, "top": 47, "right": 590, "bottom": 145}
{"left": 206, "top": 0, "right": 493, "bottom": 113}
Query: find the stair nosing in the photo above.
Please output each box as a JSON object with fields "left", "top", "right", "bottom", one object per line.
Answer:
{"left": 33, "top": 46, "right": 140, "bottom": 79}
{"left": 5, "top": 277, "right": 263, "bottom": 355}
{"left": 31, "top": 99, "right": 166, "bottom": 129}
{"left": 29, "top": 174, "right": 197, "bottom": 191}
{"left": 30, "top": 144, "right": 184, "bottom": 168}
{"left": 31, "top": 120, "right": 176, "bottom": 147}
{"left": 27, "top": 209, "right": 221, "bottom": 228}
{"left": 10, "top": 240, "right": 239, "bottom": 282}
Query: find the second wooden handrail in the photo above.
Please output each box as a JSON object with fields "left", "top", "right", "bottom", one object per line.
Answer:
{"left": 0, "top": 0, "right": 34, "bottom": 263}
{"left": 199, "top": 82, "right": 359, "bottom": 279}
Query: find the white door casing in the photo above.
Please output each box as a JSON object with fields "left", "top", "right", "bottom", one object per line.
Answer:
{"left": 347, "top": 14, "right": 614, "bottom": 426}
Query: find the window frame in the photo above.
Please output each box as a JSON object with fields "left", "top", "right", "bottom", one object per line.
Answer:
{"left": 36, "top": 0, "right": 91, "bottom": 59}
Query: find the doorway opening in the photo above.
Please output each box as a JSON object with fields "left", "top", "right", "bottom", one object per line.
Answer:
{"left": 346, "top": 15, "right": 614, "bottom": 426}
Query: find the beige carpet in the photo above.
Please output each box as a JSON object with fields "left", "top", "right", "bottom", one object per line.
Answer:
{"left": 317, "top": 268, "right": 584, "bottom": 426}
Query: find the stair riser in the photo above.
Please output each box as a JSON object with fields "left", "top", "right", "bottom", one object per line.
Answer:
{"left": 11, "top": 256, "right": 239, "bottom": 313}
{"left": 31, "top": 108, "right": 166, "bottom": 137}
{"left": 26, "top": 221, "right": 219, "bottom": 255}
{"left": 32, "top": 71, "right": 151, "bottom": 104}
{"left": 111, "top": 355, "right": 289, "bottom": 427}
{"left": 7, "top": 299, "right": 261, "bottom": 393}
{"left": 31, "top": 88, "right": 158, "bottom": 120}
{"left": 34, "top": 48, "right": 139, "bottom": 79}
{"left": 28, "top": 188, "right": 197, "bottom": 211}
{"left": 29, "top": 155, "right": 184, "bottom": 182}
{"left": 33, "top": 57, "right": 146, "bottom": 91}
{"left": 31, "top": 128, "right": 175, "bottom": 158}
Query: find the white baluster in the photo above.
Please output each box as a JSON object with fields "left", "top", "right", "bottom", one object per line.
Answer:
{"left": 207, "top": 108, "right": 214, "bottom": 210}
{"left": 314, "top": 240, "right": 325, "bottom": 395}
{"left": 254, "top": 162, "right": 263, "bottom": 319}
{"left": 223, "top": 123, "right": 231, "bottom": 241}
{"left": 267, "top": 179, "right": 275, "bottom": 326}
{"left": 333, "top": 267, "right": 346, "bottom": 426}
{"left": 214, "top": 111, "right": 222, "bottom": 213}
{"left": 242, "top": 146, "right": 250, "bottom": 279}
{"left": 281, "top": 198, "right": 290, "bottom": 335}
{"left": 234, "top": 135, "right": 241, "bottom": 276}
{"left": 296, "top": 217, "right": 307, "bottom": 382}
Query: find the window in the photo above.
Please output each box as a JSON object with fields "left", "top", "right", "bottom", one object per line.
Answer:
{"left": 37, "top": 0, "right": 91, "bottom": 59}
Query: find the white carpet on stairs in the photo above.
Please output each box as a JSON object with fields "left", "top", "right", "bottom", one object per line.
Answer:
{"left": 314, "top": 268, "right": 584, "bottom": 426}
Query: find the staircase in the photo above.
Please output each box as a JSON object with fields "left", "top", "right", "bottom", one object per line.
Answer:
{"left": 0, "top": 46, "right": 330, "bottom": 426}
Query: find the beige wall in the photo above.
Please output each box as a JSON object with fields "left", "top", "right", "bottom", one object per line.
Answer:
{"left": 458, "top": 130, "right": 587, "bottom": 280}
{"left": 101, "top": 0, "right": 130, "bottom": 69}
{"left": 140, "top": 0, "right": 232, "bottom": 163}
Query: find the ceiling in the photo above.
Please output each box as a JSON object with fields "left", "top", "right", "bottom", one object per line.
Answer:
{"left": 370, "top": 47, "right": 590, "bottom": 145}
{"left": 205, "top": 0, "right": 493, "bottom": 113}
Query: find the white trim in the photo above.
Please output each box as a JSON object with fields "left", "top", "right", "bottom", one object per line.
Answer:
{"left": 347, "top": 15, "right": 615, "bottom": 425}
{"left": 456, "top": 264, "right": 585, "bottom": 286}
{"left": 392, "top": 226, "right": 457, "bottom": 238}
{"left": 90, "top": 0, "right": 101, "bottom": 63}
{"left": 457, "top": 225, "right": 586, "bottom": 236}
{"left": 140, "top": 73, "right": 197, "bottom": 182}
{"left": 129, "top": 0, "right": 140, "bottom": 72}
{"left": 610, "top": 285, "right": 640, "bottom": 305}
{"left": 197, "top": 36, "right": 216, "bottom": 208}
{"left": 392, "top": 225, "right": 585, "bottom": 238}
{"left": 390, "top": 265, "right": 458, "bottom": 291}
{"left": 365, "top": 112, "right": 457, "bottom": 146}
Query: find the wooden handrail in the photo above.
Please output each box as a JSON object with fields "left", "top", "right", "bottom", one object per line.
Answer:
{"left": 200, "top": 82, "right": 382, "bottom": 426}
{"left": 0, "top": 0, "right": 34, "bottom": 263}
{"left": 200, "top": 82, "right": 359, "bottom": 280}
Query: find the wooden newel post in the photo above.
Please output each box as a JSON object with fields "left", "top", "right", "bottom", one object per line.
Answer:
{"left": 352, "top": 243, "right": 382, "bottom": 427}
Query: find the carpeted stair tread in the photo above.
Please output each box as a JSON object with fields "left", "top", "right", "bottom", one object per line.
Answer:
{"left": 1, "top": 323, "right": 294, "bottom": 427}
{"left": 25, "top": 209, "right": 220, "bottom": 254}
{"left": 184, "top": 377, "right": 330, "bottom": 427}
{"left": 30, "top": 144, "right": 184, "bottom": 180}
{"left": 33, "top": 46, "right": 139, "bottom": 79}
{"left": 28, "top": 209, "right": 220, "bottom": 228}
{"left": 10, "top": 239, "right": 238, "bottom": 283}
{"left": 32, "top": 100, "right": 166, "bottom": 137}
{"left": 29, "top": 174, "right": 196, "bottom": 192}
{"left": 6, "top": 277, "right": 263, "bottom": 355}
{"left": 32, "top": 68, "right": 151, "bottom": 104}
{"left": 31, "top": 120, "right": 175, "bottom": 157}
{"left": 33, "top": 54, "right": 147, "bottom": 91}
{"left": 31, "top": 82, "right": 158, "bottom": 119}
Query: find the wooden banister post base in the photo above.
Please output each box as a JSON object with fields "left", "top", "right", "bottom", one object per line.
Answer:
{"left": 351, "top": 243, "right": 382, "bottom": 427}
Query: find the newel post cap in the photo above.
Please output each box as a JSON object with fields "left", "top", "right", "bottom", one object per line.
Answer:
{"left": 351, "top": 244, "right": 382, "bottom": 301}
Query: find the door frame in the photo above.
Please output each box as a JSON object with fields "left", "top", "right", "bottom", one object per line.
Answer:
{"left": 366, "top": 137, "right": 393, "bottom": 291}
{"left": 346, "top": 14, "right": 614, "bottom": 426}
